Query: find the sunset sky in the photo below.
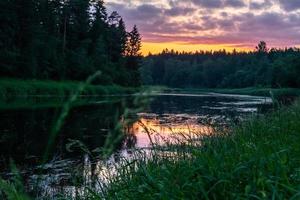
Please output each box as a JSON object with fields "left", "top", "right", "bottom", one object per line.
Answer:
{"left": 106, "top": 0, "right": 300, "bottom": 55}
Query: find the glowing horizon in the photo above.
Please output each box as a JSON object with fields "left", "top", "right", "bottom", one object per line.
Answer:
{"left": 107, "top": 0, "right": 300, "bottom": 55}
{"left": 141, "top": 42, "right": 253, "bottom": 55}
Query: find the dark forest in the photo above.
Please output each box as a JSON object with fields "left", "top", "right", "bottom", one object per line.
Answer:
{"left": 141, "top": 42, "right": 300, "bottom": 88}
{"left": 0, "top": 0, "right": 141, "bottom": 86}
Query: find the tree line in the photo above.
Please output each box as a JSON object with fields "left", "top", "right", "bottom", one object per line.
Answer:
{"left": 141, "top": 42, "right": 300, "bottom": 88}
{"left": 0, "top": 0, "right": 141, "bottom": 86}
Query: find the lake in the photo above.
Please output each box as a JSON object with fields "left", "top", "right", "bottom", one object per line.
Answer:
{"left": 0, "top": 92, "right": 273, "bottom": 199}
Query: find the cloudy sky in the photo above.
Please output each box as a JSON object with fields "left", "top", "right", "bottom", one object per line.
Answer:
{"left": 106, "top": 0, "right": 300, "bottom": 55}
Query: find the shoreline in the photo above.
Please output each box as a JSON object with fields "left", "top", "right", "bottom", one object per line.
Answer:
{"left": 103, "top": 100, "right": 300, "bottom": 199}
{"left": 0, "top": 79, "right": 138, "bottom": 98}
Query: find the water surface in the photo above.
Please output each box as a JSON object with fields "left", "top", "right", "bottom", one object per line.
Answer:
{"left": 0, "top": 92, "right": 273, "bottom": 198}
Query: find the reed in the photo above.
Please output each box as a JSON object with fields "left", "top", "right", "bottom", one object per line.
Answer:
{"left": 102, "top": 100, "right": 300, "bottom": 199}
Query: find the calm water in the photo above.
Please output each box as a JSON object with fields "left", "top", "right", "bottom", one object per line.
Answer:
{"left": 0, "top": 92, "right": 273, "bottom": 198}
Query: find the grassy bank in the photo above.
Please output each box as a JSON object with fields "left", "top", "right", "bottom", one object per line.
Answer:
{"left": 162, "top": 87, "right": 300, "bottom": 99}
{"left": 0, "top": 79, "right": 137, "bottom": 98}
{"left": 103, "top": 101, "right": 300, "bottom": 199}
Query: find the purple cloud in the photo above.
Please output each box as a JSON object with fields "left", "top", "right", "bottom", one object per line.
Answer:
{"left": 249, "top": 0, "right": 272, "bottom": 10}
{"left": 225, "top": 0, "right": 246, "bottom": 8}
{"left": 191, "top": 0, "right": 246, "bottom": 8}
{"left": 278, "top": 0, "right": 300, "bottom": 11}
{"left": 191, "top": 0, "right": 223, "bottom": 8}
{"left": 106, "top": 0, "right": 300, "bottom": 49}
{"left": 165, "top": 7, "right": 196, "bottom": 16}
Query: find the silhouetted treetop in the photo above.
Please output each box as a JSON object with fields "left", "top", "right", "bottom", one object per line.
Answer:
{"left": 256, "top": 41, "right": 268, "bottom": 53}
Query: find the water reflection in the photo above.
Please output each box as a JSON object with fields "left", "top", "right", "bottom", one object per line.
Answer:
{"left": 0, "top": 92, "right": 273, "bottom": 199}
{"left": 127, "top": 118, "right": 214, "bottom": 148}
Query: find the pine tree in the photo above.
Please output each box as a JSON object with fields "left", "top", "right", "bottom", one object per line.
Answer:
{"left": 67, "top": 0, "right": 91, "bottom": 48}
{"left": 126, "top": 25, "right": 142, "bottom": 57}
{"left": 118, "top": 18, "right": 128, "bottom": 55}
{"left": 125, "top": 25, "right": 142, "bottom": 86}
{"left": 256, "top": 41, "right": 268, "bottom": 53}
{"left": 107, "top": 11, "right": 124, "bottom": 62}
{"left": 0, "top": 0, "right": 19, "bottom": 77}
{"left": 15, "top": 0, "right": 41, "bottom": 78}
{"left": 0, "top": 0, "right": 141, "bottom": 86}
{"left": 89, "top": 0, "right": 108, "bottom": 55}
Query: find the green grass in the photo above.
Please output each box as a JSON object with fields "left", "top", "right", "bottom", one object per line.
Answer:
{"left": 0, "top": 78, "right": 137, "bottom": 98}
{"left": 210, "top": 87, "right": 300, "bottom": 97}
{"left": 0, "top": 78, "right": 139, "bottom": 109}
{"left": 103, "top": 101, "right": 300, "bottom": 199}
{"left": 1, "top": 80, "right": 300, "bottom": 199}
{"left": 161, "top": 87, "right": 300, "bottom": 98}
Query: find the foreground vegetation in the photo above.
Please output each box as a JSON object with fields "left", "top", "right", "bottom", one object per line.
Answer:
{"left": 0, "top": 90, "right": 299, "bottom": 199}
{"left": 103, "top": 101, "right": 300, "bottom": 199}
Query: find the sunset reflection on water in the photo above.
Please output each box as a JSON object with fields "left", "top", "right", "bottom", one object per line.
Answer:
{"left": 17, "top": 93, "right": 273, "bottom": 199}
{"left": 126, "top": 117, "right": 214, "bottom": 148}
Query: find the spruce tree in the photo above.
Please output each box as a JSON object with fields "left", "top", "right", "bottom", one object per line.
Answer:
{"left": 126, "top": 25, "right": 142, "bottom": 57}
{"left": 125, "top": 25, "right": 142, "bottom": 86}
